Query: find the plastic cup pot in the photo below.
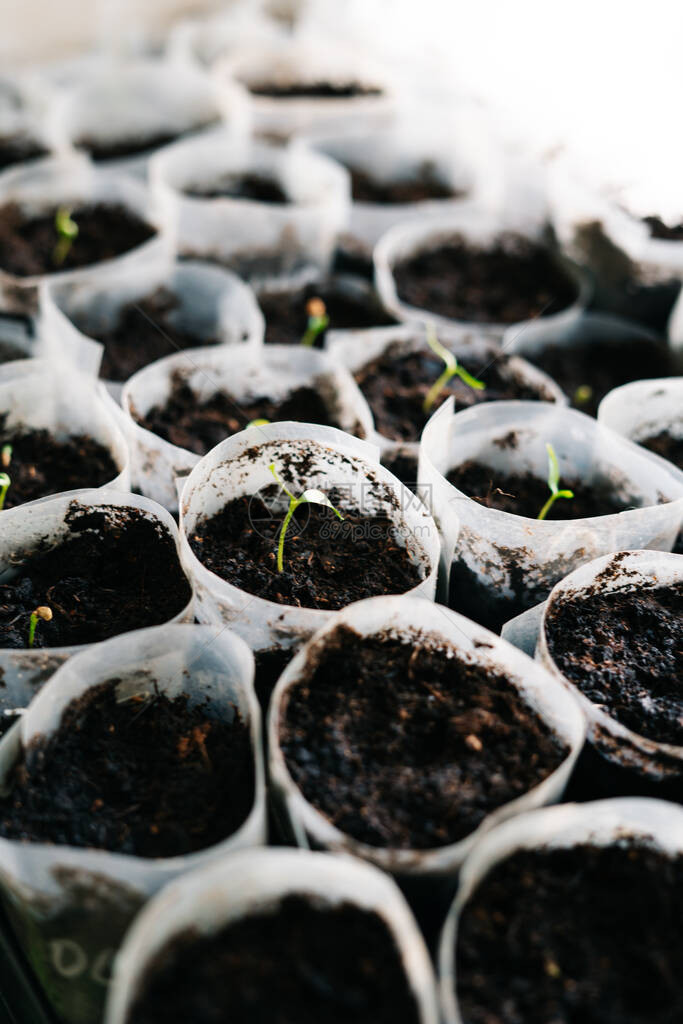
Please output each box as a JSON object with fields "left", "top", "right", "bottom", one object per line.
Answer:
{"left": 374, "top": 207, "right": 590, "bottom": 343}
{"left": 104, "top": 848, "right": 439, "bottom": 1024}
{"left": 178, "top": 420, "right": 441, "bottom": 660}
{"left": 268, "top": 594, "right": 584, "bottom": 936}
{"left": 59, "top": 58, "right": 250, "bottom": 178}
{"left": 149, "top": 130, "right": 350, "bottom": 279}
{"left": 326, "top": 322, "right": 566, "bottom": 487}
{"left": 0, "top": 70, "right": 68, "bottom": 174}
{"left": 439, "top": 797, "right": 683, "bottom": 1024}
{"left": 418, "top": 398, "right": 683, "bottom": 633}
{"left": 548, "top": 161, "right": 683, "bottom": 335}
{"left": 598, "top": 376, "right": 683, "bottom": 475}
{"left": 0, "top": 622, "right": 265, "bottom": 1024}
{"left": 39, "top": 257, "right": 264, "bottom": 402}
{"left": 535, "top": 549, "right": 683, "bottom": 801}
{"left": 0, "top": 154, "right": 172, "bottom": 315}
{"left": 166, "top": 9, "right": 288, "bottom": 69}
{"left": 0, "top": 490, "right": 193, "bottom": 720}
{"left": 502, "top": 310, "right": 675, "bottom": 418}
{"left": 117, "top": 342, "right": 373, "bottom": 513}
{"left": 0, "top": 310, "right": 39, "bottom": 363}
{"left": 0, "top": 360, "right": 130, "bottom": 508}
{"left": 298, "top": 111, "right": 503, "bottom": 272}
{"left": 214, "top": 33, "right": 396, "bottom": 140}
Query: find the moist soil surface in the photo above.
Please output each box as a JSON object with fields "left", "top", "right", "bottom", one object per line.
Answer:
{"left": 524, "top": 335, "right": 673, "bottom": 417}
{"left": 446, "top": 461, "right": 631, "bottom": 519}
{"left": 354, "top": 342, "right": 551, "bottom": 442}
{"left": 642, "top": 215, "right": 683, "bottom": 241}
{"left": 248, "top": 81, "right": 383, "bottom": 98}
{"left": 189, "top": 485, "right": 422, "bottom": 611}
{"left": 0, "top": 202, "right": 156, "bottom": 277}
{"left": 259, "top": 277, "right": 396, "bottom": 347}
{"left": 136, "top": 376, "right": 338, "bottom": 456}
{"left": 381, "top": 450, "right": 419, "bottom": 492}
{"left": 0, "top": 135, "right": 49, "bottom": 172}
{"left": 0, "top": 418, "right": 118, "bottom": 508}
{"left": 76, "top": 287, "right": 217, "bottom": 382}
{"left": 455, "top": 842, "right": 683, "bottom": 1024}
{"left": 348, "top": 162, "right": 460, "bottom": 204}
{"left": 279, "top": 626, "right": 568, "bottom": 849}
{"left": 0, "top": 679, "right": 254, "bottom": 857}
{"left": 253, "top": 647, "right": 296, "bottom": 712}
{"left": 546, "top": 581, "right": 683, "bottom": 745}
{"left": 0, "top": 504, "right": 191, "bottom": 648}
{"left": 127, "top": 895, "right": 420, "bottom": 1024}
{"left": 184, "top": 172, "right": 288, "bottom": 203}
{"left": 392, "top": 234, "right": 578, "bottom": 324}
{"left": 640, "top": 429, "right": 683, "bottom": 470}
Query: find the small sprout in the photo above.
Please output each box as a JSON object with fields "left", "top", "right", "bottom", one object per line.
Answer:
{"left": 0, "top": 472, "right": 9, "bottom": 511}
{"left": 422, "top": 323, "right": 486, "bottom": 413}
{"left": 1, "top": 444, "right": 11, "bottom": 469}
{"left": 28, "top": 605, "right": 52, "bottom": 649}
{"left": 537, "top": 443, "right": 574, "bottom": 521}
{"left": 269, "top": 462, "right": 344, "bottom": 572}
{"left": 246, "top": 418, "right": 270, "bottom": 429}
{"left": 53, "top": 206, "right": 79, "bottom": 266}
{"left": 573, "top": 384, "right": 593, "bottom": 406}
{"left": 300, "top": 297, "right": 329, "bottom": 347}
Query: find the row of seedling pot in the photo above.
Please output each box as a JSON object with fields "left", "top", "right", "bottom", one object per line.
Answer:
{"left": 0, "top": 527, "right": 680, "bottom": 1021}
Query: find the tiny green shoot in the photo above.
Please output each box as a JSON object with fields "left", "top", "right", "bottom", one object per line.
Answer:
{"left": 573, "top": 384, "right": 593, "bottom": 407}
{"left": 0, "top": 472, "right": 9, "bottom": 511}
{"left": 53, "top": 207, "right": 79, "bottom": 266}
{"left": 300, "top": 297, "right": 329, "bottom": 347}
{"left": 246, "top": 418, "right": 270, "bottom": 429}
{"left": 537, "top": 443, "right": 574, "bottom": 521}
{"left": 1, "top": 444, "right": 11, "bottom": 469}
{"left": 28, "top": 605, "right": 52, "bottom": 648}
{"left": 269, "top": 462, "right": 344, "bottom": 572}
{"left": 422, "top": 323, "right": 486, "bottom": 413}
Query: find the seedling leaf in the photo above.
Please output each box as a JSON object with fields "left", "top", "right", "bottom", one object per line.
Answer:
{"left": 0, "top": 472, "right": 9, "bottom": 511}
{"left": 269, "top": 463, "right": 344, "bottom": 572}
{"left": 537, "top": 443, "right": 574, "bottom": 520}
{"left": 422, "top": 323, "right": 485, "bottom": 413}
{"left": 300, "top": 297, "right": 329, "bottom": 347}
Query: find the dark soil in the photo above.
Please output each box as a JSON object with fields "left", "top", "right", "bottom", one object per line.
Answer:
{"left": 136, "top": 375, "right": 338, "bottom": 456}
{"left": 446, "top": 461, "right": 631, "bottom": 519}
{"left": 0, "top": 135, "right": 49, "bottom": 172}
{"left": 189, "top": 485, "right": 422, "bottom": 610}
{"left": 0, "top": 417, "right": 118, "bottom": 508}
{"left": 184, "top": 173, "right": 288, "bottom": 203}
{"left": 640, "top": 430, "right": 683, "bottom": 470}
{"left": 0, "top": 202, "right": 156, "bottom": 278}
{"left": 392, "top": 233, "right": 578, "bottom": 324}
{"left": 524, "top": 335, "right": 673, "bottom": 417}
{"left": 643, "top": 215, "right": 683, "bottom": 241}
{"left": 248, "top": 81, "right": 383, "bottom": 98}
{"left": 75, "top": 287, "right": 217, "bottom": 382}
{"left": 280, "top": 626, "right": 568, "bottom": 849}
{"left": 381, "top": 450, "right": 419, "bottom": 492}
{"left": 354, "top": 342, "right": 552, "bottom": 442}
{"left": 0, "top": 503, "right": 191, "bottom": 648}
{"left": 127, "top": 894, "right": 420, "bottom": 1024}
{"left": 348, "top": 162, "right": 460, "bottom": 204}
{"left": 0, "top": 679, "right": 254, "bottom": 857}
{"left": 75, "top": 124, "right": 217, "bottom": 163}
{"left": 546, "top": 581, "right": 683, "bottom": 745}
{"left": 456, "top": 842, "right": 683, "bottom": 1024}
{"left": 259, "top": 277, "right": 396, "bottom": 347}
{"left": 254, "top": 647, "right": 295, "bottom": 712}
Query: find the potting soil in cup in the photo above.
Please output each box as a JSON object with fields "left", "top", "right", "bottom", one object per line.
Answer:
{"left": 124, "top": 894, "right": 421, "bottom": 1024}
{"left": 455, "top": 840, "right": 683, "bottom": 1024}
{"left": 0, "top": 203, "right": 156, "bottom": 277}
{"left": 279, "top": 626, "right": 568, "bottom": 848}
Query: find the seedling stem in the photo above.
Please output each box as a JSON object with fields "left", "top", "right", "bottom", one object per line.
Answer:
{"left": 0, "top": 472, "right": 9, "bottom": 511}
{"left": 269, "top": 462, "right": 344, "bottom": 572}
{"left": 300, "top": 297, "right": 329, "bottom": 347}
{"left": 28, "top": 606, "right": 52, "bottom": 648}
{"left": 537, "top": 443, "right": 574, "bottom": 521}
{"left": 53, "top": 207, "right": 79, "bottom": 266}
{"left": 422, "top": 324, "right": 485, "bottom": 413}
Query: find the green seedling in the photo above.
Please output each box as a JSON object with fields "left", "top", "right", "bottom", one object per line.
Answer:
{"left": 246, "top": 418, "right": 270, "bottom": 429}
{"left": 300, "top": 297, "right": 329, "bottom": 347}
{"left": 53, "top": 206, "right": 79, "bottom": 266}
{"left": 1, "top": 444, "right": 11, "bottom": 469}
{"left": 269, "top": 462, "right": 344, "bottom": 572}
{"left": 537, "top": 443, "right": 574, "bottom": 521}
{"left": 28, "top": 605, "right": 52, "bottom": 648}
{"left": 0, "top": 472, "right": 9, "bottom": 511}
{"left": 573, "top": 384, "right": 593, "bottom": 407}
{"left": 422, "top": 324, "right": 486, "bottom": 413}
